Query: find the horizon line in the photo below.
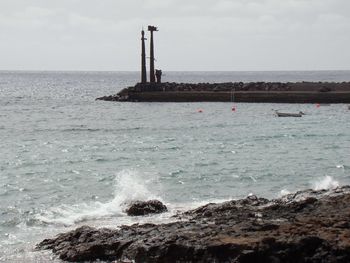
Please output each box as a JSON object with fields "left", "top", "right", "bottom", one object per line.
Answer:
{"left": 1, "top": 69, "right": 350, "bottom": 73}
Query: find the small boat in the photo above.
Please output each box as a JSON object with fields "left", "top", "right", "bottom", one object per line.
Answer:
{"left": 275, "top": 111, "right": 305, "bottom": 117}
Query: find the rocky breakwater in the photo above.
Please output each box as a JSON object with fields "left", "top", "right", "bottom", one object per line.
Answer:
{"left": 37, "top": 186, "right": 350, "bottom": 262}
{"left": 96, "top": 81, "right": 350, "bottom": 103}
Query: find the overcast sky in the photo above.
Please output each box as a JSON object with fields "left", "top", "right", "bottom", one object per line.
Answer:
{"left": 0, "top": 0, "right": 349, "bottom": 71}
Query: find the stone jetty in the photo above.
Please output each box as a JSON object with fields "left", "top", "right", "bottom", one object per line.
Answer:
{"left": 37, "top": 186, "right": 350, "bottom": 262}
{"left": 96, "top": 81, "right": 350, "bottom": 103}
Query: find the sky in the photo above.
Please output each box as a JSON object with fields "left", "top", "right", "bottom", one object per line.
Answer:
{"left": 0, "top": 0, "right": 349, "bottom": 71}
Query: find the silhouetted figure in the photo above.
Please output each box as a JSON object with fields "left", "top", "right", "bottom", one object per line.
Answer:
{"left": 155, "top": 69, "right": 162, "bottom": 83}
{"left": 148, "top": 26, "right": 158, "bottom": 83}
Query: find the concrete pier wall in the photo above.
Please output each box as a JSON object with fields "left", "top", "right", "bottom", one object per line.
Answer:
{"left": 96, "top": 81, "right": 350, "bottom": 103}
{"left": 127, "top": 91, "right": 350, "bottom": 103}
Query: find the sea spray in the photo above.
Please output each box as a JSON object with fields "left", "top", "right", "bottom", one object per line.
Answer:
{"left": 313, "top": 175, "right": 339, "bottom": 191}
{"left": 279, "top": 176, "right": 340, "bottom": 197}
{"left": 35, "top": 170, "right": 161, "bottom": 226}
{"left": 279, "top": 189, "right": 291, "bottom": 197}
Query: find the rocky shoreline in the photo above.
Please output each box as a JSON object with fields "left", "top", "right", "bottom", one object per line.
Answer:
{"left": 97, "top": 82, "right": 350, "bottom": 103}
{"left": 37, "top": 186, "right": 350, "bottom": 262}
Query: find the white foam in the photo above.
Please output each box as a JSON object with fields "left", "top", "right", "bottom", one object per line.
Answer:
{"left": 36, "top": 170, "right": 160, "bottom": 226}
{"left": 313, "top": 175, "right": 339, "bottom": 191}
{"left": 279, "top": 189, "right": 290, "bottom": 196}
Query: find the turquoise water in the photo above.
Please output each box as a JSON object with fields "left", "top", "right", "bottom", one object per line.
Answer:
{"left": 0, "top": 71, "right": 350, "bottom": 262}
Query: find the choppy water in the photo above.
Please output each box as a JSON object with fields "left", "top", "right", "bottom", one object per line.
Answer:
{"left": 1, "top": 71, "right": 350, "bottom": 262}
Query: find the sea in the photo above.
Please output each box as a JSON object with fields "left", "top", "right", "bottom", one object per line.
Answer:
{"left": 0, "top": 71, "right": 350, "bottom": 262}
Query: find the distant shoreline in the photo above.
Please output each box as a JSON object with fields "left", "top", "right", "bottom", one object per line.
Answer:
{"left": 97, "top": 81, "right": 350, "bottom": 103}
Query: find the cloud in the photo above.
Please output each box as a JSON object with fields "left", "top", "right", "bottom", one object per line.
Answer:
{"left": 0, "top": 0, "right": 349, "bottom": 70}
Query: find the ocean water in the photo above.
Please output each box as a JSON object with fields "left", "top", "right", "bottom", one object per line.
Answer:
{"left": 0, "top": 71, "right": 350, "bottom": 262}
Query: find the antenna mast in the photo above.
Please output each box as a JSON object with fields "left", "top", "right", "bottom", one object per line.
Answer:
{"left": 148, "top": 26, "right": 158, "bottom": 83}
{"left": 141, "top": 29, "right": 147, "bottom": 83}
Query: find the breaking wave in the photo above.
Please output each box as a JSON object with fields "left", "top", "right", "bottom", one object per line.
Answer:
{"left": 279, "top": 189, "right": 291, "bottom": 197}
{"left": 279, "top": 176, "right": 340, "bottom": 197}
{"left": 313, "top": 175, "right": 339, "bottom": 191}
{"left": 35, "top": 170, "right": 161, "bottom": 226}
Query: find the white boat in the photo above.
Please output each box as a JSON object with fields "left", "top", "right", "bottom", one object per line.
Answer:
{"left": 275, "top": 111, "right": 305, "bottom": 117}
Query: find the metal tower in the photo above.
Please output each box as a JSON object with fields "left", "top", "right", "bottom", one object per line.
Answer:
{"left": 148, "top": 26, "right": 158, "bottom": 83}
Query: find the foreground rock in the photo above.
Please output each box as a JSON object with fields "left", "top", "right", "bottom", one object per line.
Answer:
{"left": 125, "top": 200, "right": 167, "bottom": 216}
{"left": 37, "top": 186, "right": 350, "bottom": 262}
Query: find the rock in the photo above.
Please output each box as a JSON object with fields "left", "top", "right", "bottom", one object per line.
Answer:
{"left": 95, "top": 95, "right": 120, "bottom": 101}
{"left": 125, "top": 200, "right": 167, "bottom": 216}
{"left": 37, "top": 186, "right": 350, "bottom": 262}
{"left": 319, "top": 86, "right": 331, "bottom": 92}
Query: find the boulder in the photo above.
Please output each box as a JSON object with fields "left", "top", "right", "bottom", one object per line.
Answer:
{"left": 125, "top": 200, "right": 167, "bottom": 216}
{"left": 319, "top": 86, "right": 331, "bottom": 92}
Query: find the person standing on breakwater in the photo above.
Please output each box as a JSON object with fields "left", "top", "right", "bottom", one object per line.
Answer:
{"left": 155, "top": 69, "right": 162, "bottom": 83}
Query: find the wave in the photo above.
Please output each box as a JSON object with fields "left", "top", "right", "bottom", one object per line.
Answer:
{"left": 313, "top": 175, "right": 339, "bottom": 191}
{"left": 35, "top": 170, "right": 161, "bottom": 226}
{"left": 279, "top": 176, "right": 340, "bottom": 197}
{"left": 279, "top": 189, "right": 291, "bottom": 196}
{"left": 336, "top": 164, "right": 349, "bottom": 170}
{"left": 32, "top": 127, "right": 142, "bottom": 133}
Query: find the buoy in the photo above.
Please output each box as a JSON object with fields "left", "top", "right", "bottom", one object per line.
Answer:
{"left": 232, "top": 106, "right": 236, "bottom": 112}
{"left": 316, "top": 103, "right": 320, "bottom": 108}
{"left": 198, "top": 109, "right": 203, "bottom": 113}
